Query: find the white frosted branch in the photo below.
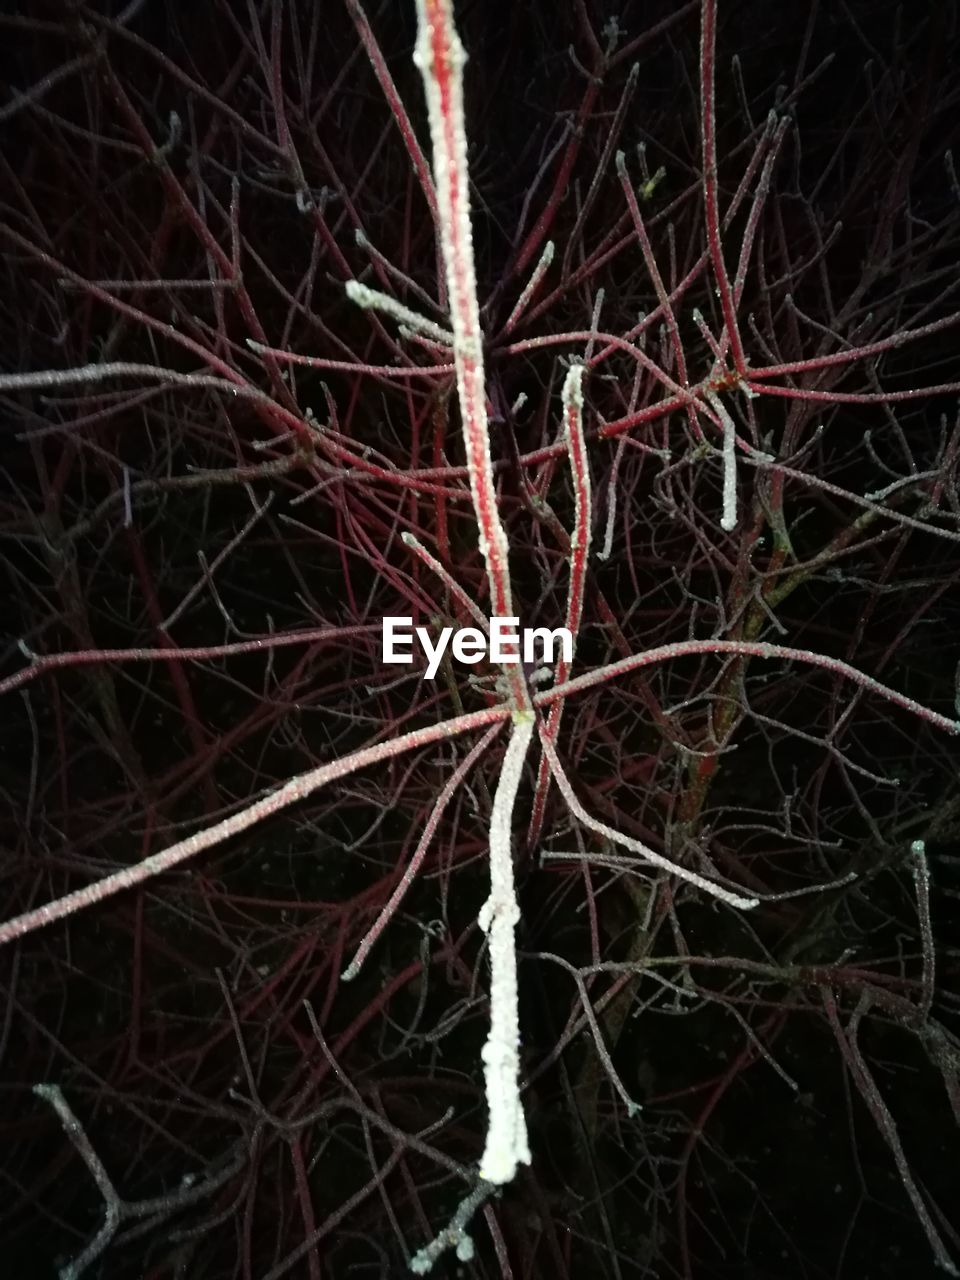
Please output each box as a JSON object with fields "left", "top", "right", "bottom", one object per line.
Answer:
{"left": 345, "top": 279, "right": 453, "bottom": 346}
{"left": 408, "top": 1180, "right": 491, "bottom": 1273}
{"left": 537, "top": 728, "right": 758, "bottom": 910}
{"left": 704, "top": 389, "right": 738, "bottom": 531}
{"left": 477, "top": 714, "right": 535, "bottom": 1184}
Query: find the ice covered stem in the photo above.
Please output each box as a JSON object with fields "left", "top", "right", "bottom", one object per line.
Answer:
{"left": 528, "top": 361, "right": 590, "bottom": 848}
{"left": 409, "top": 0, "right": 534, "bottom": 1178}
{"left": 412, "top": 0, "right": 528, "bottom": 713}
{"left": 344, "top": 279, "right": 453, "bottom": 345}
{"left": 476, "top": 713, "right": 535, "bottom": 1184}
{"left": 703, "top": 388, "right": 738, "bottom": 531}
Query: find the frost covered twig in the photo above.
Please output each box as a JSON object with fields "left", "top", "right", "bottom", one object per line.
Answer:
{"left": 704, "top": 388, "right": 739, "bottom": 531}
{"left": 410, "top": 0, "right": 533, "bottom": 1220}
{"left": 528, "top": 362, "right": 590, "bottom": 848}
{"left": 476, "top": 714, "right": 535, "bottom": 1184}
{"left": 412, "top": 0, "right": 529, "bottom": 713}
{"left": 33, "top": 1084, "right": 246, "bottom": 1280}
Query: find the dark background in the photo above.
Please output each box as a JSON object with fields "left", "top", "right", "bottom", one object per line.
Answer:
{"left": 1, "top": 1, "right": 959, "bottom": 1277}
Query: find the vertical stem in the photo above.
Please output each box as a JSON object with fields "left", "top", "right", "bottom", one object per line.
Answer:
{"left": 478, "top": 714, "right": 535, "bottom": 1183}
{"left": 700, "top": 0, "right": 748, "bottom": 377}
{"left": 412, "top": 0, "right": 529, "bottom": 712}
{"left": 528, "top": 363, "right": 590, "bottom": 848}
{"left": 345, "top": 0, "right": 441, "bottom": 230}
{"left": 413, "top": 0, "right": 535, "bottom": 1196}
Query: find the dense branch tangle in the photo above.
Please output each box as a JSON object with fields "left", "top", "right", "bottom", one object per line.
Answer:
{"left": 1, "top": 0, "right": 959, "bottom": 1276}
